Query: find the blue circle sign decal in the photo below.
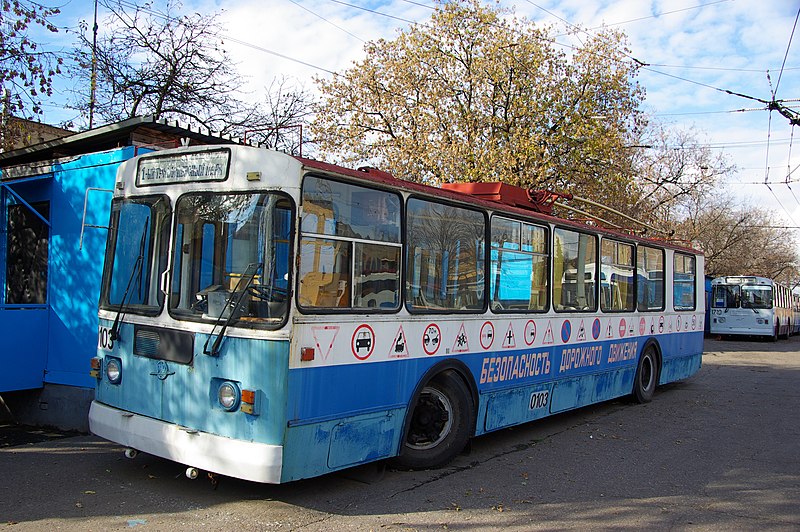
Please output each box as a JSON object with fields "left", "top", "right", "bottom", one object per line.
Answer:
{"left": 592, "top": 318, "right": 601, "bottom": 340}
{"left": 561, "top": 320, "right": 571, "bottom": 343}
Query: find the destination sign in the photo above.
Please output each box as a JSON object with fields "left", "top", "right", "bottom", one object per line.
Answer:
{"left": 136, "top": 149, "right": 230, "bottom": 186}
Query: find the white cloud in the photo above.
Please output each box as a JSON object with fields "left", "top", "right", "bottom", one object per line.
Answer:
{"left": 32, "top": 0, "right": 800, "bottom": 242}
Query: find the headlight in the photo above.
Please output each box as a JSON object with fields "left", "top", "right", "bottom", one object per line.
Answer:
{"left": 218, "top": 381, "right": 240, "bottom": 411}
{"left": 106, "top": 357, "right": 122, "bottom": 384}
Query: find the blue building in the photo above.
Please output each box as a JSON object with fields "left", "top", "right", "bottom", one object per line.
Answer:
{"left": 0, "top": 116, "right": 241, "bottom": 430}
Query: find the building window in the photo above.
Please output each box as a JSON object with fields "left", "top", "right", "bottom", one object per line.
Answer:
{"left": 5, "top": 202, "right": 49, "bottom": 305}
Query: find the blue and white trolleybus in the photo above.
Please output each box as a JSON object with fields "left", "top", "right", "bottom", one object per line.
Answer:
{"left": 89, "top": 145, "right": 705, "bottom": 483}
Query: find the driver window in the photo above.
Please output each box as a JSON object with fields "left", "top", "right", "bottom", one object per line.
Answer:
{"left": 169, "top": 193, "right": 293, "bottom": 327}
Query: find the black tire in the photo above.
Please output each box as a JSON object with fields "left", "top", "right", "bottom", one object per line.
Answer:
{"left": 773, "top": 322, "right": 779, "bottom": 342}
{"left": 394, "top": 371, "right": 474, "bottom": 470}
{"left": 633, "top": 345, "right": 659, "bottom": 403}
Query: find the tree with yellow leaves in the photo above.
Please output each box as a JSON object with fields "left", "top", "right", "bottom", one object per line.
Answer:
{"left": 313, "top": 0, "right": 645, "bottom": 209}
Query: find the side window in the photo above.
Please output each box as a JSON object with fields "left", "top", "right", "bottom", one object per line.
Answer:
{"left": 553, "top": 228, "right": 597, "bottom": 312}
{"left": 490, "top": 216, "right": 548, "bottom": 312}
{"left": 5, "top": 202, "right": 49, "bottom": 305}
{"left": 637, "top": 245, "right": 664, "bottom": 311}
{"left": 673, "top": 253, "right": 696, "bottom": 311}
{"left": 298, "top": 176, "right": 401, "bottom": 311}
{"left": 406, "top": 198, "right": 485, "bottom": 312}
{"left": 600, "top": 239, "right": 635, "bottom": 312}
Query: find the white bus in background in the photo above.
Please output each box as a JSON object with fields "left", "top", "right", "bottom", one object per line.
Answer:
{"left": 793, "top": 292, "right": 800, "bottom": 336}
{"left": 709, "top": 276, "right": 793, "bottom": 340}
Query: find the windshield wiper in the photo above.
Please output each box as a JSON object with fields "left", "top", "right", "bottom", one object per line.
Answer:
{"left": 108, "top": 218, "right": 149, "bottom": 342}
{"left": 203, "top": 262, "right": 263, "bottom": 356}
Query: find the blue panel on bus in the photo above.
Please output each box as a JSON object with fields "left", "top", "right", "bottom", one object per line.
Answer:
{"left": 483, "top": 383, "right": 552, "bottom": 431}
{"left": 286, "top": 330, "right": 704, "bottom": 436}
{"left": 328, "top": 411, "right": 398, "bottom": 468}
{"left": 281, "top": 407, "right": 405, "bottom": 482}
{"left": 549, "top": 367, "right": 636, "bottom": 414}
{"left": 660, "top": 351, "right": 702, "bottom": 383}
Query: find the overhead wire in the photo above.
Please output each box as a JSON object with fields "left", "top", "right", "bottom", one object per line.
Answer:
{"left": 313, "top": 0, "right": 795, "bottom": 115}
{"left": 317, "top": 0, "right": 799, "bottom": 195}
{"left": 759, "top": 8, "right": 800, "bottom": 223}
{"left": 285, "top": 0, "right": 365, "bottom": 43}
{"left": 643, "top": 64, "right": 799, "bottom": 73}
{"left": 763, "top": 125, "right": 800, "bottom": 226}
{"left": 325, "top": 0, "right": 419, "bottom": 25}
{"left": 517, "top": 0, "right": 795, "bottom": 126}
{"left": 396, "top": 0, "right": 436, "bottom": 10}
{"left": 585, "top": 0, "right": 734, "bottom": 31}
{"left": 98, "top": 0, "right": 339, "bottom": 75}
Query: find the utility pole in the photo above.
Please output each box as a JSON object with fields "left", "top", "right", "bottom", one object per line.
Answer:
{"left": 1, "top": 89, "right": 10, "bottom": 152}
{"left": 89, "top": 0, "right": 99, "bottom": 129}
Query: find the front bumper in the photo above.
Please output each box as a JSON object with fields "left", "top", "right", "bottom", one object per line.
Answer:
{"left": 89, "top": 401, "right": 283, "bottom": 483}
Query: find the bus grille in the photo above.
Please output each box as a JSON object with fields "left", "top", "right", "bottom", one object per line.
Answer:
{"left": 134, "top": 329, "right": 160, "bottom": 357}
{"left": 133, "top": 325, "right": 194, "bottom": 365}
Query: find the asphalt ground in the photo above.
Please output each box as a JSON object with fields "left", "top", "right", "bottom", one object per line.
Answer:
{"left": 0, "top": 424, "right": 78, "bottom": 448}
{"left": 1, "top": 337, "right": 798, "bottom": 530}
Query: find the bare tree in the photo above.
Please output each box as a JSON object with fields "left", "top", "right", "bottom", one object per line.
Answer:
{"left": 228, "top": 77, "right": 315, "bottom": 156}
{"left": 673, "top": 189, "right": 799, "bottom": 281}
{"left": 629, "top": 124, "right": 734, "bottom": 229}
{"left": 68, "top": 2, "right": 315, "bottom": 152}
{"left": 70, "top": 0, "right": 244, "bottom": 132}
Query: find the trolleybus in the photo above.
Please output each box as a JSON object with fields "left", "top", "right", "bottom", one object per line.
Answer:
{"left": 89, "top": 145, "right": 705, "bottom": 483}
{"left": 709, "top": 275, "right": 793, "bottom": 339}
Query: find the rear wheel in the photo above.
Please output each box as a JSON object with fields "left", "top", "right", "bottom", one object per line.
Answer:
{"left": 633, "top": 346, "right": 659, "bottom": 403}
{"left": 395, "top": 371, "right": 474, "bottom": 470}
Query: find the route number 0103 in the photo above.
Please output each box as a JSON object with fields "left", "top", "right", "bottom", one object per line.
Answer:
{"left": 529, "top": 390, "right": 549, "bottom": 410}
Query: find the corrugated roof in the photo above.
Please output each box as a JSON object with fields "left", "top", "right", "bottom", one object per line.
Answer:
{"left": 0, "top": 115, "right": 244, "bottom": 167}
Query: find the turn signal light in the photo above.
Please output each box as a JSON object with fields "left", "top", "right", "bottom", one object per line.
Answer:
{"left": 301, "top": 347, "right": 315, "bottom": 361}
{"left": 241, "top": 389, "right": 256, "bottom": 404}
{"left": 90, "top": 357, "right": 102, "bottom": 379}
{"left": 240, "top": 388, "right": 259, "bottom": 415}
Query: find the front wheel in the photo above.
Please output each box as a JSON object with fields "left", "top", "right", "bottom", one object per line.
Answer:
{"left": 633, "top": 346, "right": 659, "bottom": 403}
{"left": 394, "top": 371, "right": 474, "bottom": 470}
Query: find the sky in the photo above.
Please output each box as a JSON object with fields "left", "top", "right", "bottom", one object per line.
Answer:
{"left": 27, "top": 0, "right": 800, "bottom": 232}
